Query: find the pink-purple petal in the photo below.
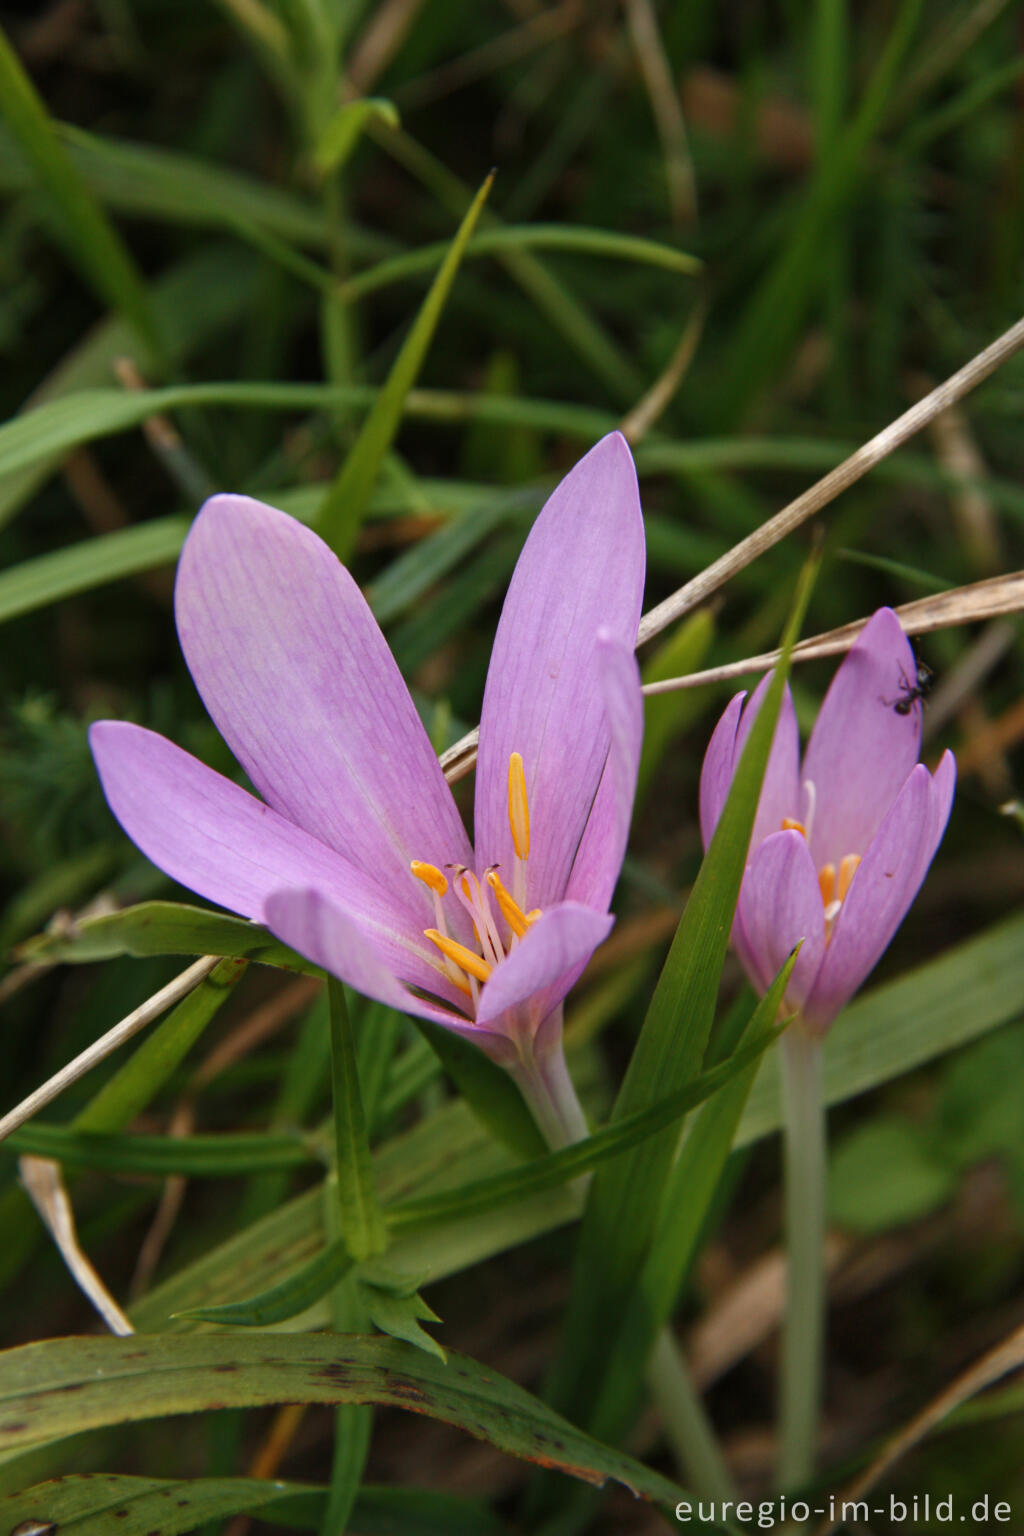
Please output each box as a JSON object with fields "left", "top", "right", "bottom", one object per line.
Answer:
{"left": 699, "top": 680, "right": 800, "bottom": 853}
{"left": 803, "top": 763, "right": 933, "bottom": 1032}
{"left": 699, "top": 691, "right": 744, "bottom": 848}
{"left": 564, "top": 635, "right": 644, "bottom": 913}
{"left": 474, "top": 902, "right": 614, "bottom": 1030}
{"left": 801, "top": 608, "right": 922, "bottom": 870}
{"left": 474, "top": 433, "right": 645, "bottom": 909}
{"left": 175, "top": 494, "right": 472, "bottom": 902}
{"left": 736, "top": 829, "right": 826, "bottom": 1011}
{"left": 263, "top": 886, "right": 490, "bottom": 1042}
{"left": 89, "top": 720, "right": 456, "bottom": 1001}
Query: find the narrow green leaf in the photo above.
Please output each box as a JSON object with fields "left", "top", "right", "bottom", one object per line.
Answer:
{"left": 16, "top": 900, "right": 317, "bottom": 972}
{"left": 361, "top": 1283, "right": 446, "bottom": 1363}
{"left": 0, "top": 1334, "right": 706, "bottom": 1517}
{"left": 339, "top": 223, "right": 701, "bottom": 302}
{"left": 543, "top": 553, "right": 817, "bottom": 1427}
{"left": 327, "top": 977, "right": 387, "bottom": 1261}
{"left": 0, "top": 1474, "right": 510, "bottom": 1536}
{"left": 176, "top": 1234, "right": 353, "bottom": 1326}
{"left": 317, "top": 171, "right": 494, "bottom": 557}
{"left": 75, "top": 957, "right": 248, "bottom": 1134}
{"left": 0, "top": 28, "right": 161, "bottom": 363}
{"left": 589, "top": 956, "right": 799, "bottom": 1443}
{"left": 388, "top": 1026, "right": 782, "bottom": 1233}
{"left": 315, "top": 98, "right": 400, "bottom": 174}
{"left": 4, "top": 1124, "right": 316, "bottom": 1176}
{"left": 0, "top": 519, "right": 188, "bottom": 626}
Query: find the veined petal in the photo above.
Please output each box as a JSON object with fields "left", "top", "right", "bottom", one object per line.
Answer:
{"left": 264, "top": 887, "right": 499, "bottom": 1049}
{"left": 699, "top": 691, "right": 744, "bottom": 849}
{"left": 564, "top": 635, "right": 644, "bottom": 912}
{"left": 475, "top": 902, "right": 614, "bottom": 1030}
{"left": 802, "top": 608, "right": 921, "bottom": 870}
{"left": 474, "top": 433, "right": 645, "bottom": 909}
{"left": 699, "top": 680, "right": 801, "bottom": 854}
{"left": 175, "top": 494, "right": 472, "bottom": 902}
{"left": 804, "top": 763, "right": 933, "bottom": 1032}
{"left": 90, "top": 721, "right": 459, "bottom": 1002}
{"left": 736, "top": 829, "right": 826, "bottom": 1012}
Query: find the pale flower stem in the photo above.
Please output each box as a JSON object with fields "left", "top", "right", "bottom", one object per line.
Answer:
{"left": 647, "top": 1330, "right": 737, "bottom": 1503}
{"left": 521, "top": 1024, "right": 736, "bottom": 1498}
{"left": 779, "top": 1022, "right": 827, "bottom": 1492}
{"left": 510, "top": 1024, "right": 589, "bottom": 1151}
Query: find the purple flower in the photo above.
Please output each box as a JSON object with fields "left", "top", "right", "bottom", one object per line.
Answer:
{"left": 699, "top": 609, "right": 955, "bottom": 1035}
{"left": 89, "top": 434, "right": 645, "bottom": 1126}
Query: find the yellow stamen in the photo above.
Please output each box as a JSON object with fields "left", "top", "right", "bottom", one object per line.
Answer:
{"left": 525, "top": 909, "right": 541, "bottom": 926}
{"left": 486, "top": 868, "right": 534, "bottom": 938}
{"left": 410, "top": 859, "right": 448, "bottom": 896}
{"left": 838, "top": 853, "right": 861, "bottom": 901}
{"left": 508, "top": 751, "right": 530, "bottom": 860}
{"left": 424, "top": 928, "right": 493, "bottom": 984}
{"left": 782, "top": 817, "right": 806, "bottom": 836}
{"left": 818, "top": 862, "right": 836, "bottom": 908}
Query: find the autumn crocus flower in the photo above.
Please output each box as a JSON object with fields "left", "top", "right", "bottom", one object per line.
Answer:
{"left": 699, "top": 608, "right": 955, "bottom": 1035}
{"left": 90, "top": 434, "right": 645, "bottom": 1146}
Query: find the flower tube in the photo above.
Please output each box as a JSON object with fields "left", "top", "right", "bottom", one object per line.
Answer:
{"left": 90, "top": 433, "right": 645, "bottom": 1146}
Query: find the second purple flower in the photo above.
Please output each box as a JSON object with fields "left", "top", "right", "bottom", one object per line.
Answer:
{"left": 700, "top": 609, "right": 956, "bottom": 1034}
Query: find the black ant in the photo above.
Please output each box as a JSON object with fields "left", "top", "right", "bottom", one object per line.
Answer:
{"left": 885, "top": 656, "right": 934, "bottom": 716}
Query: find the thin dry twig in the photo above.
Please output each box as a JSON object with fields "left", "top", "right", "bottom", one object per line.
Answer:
{"left": 923, "top": 618, "right": 1017, "bottom": 738}
{"left": 620, "top": 299, "right": 706, "bottom": 443}
{"left": 635, "top": 315, "right": 1024, "bottom": 648}
{"left": 20, "top": 1156, "right": 134, "bottom": 1335}
{"left": 439, "top": 315, "right": 1024, "bottom": 783}
{"left": 0, "top": 956, "right": 219, "bottom": 1144}
{"left": 642, "top": 571, "right": 1024, "bottom": 696}
{"left": 393, "top": 1, "right": 581, "bottom": 110}
{"left": 817, "top": 1319, "right": 1024, "bottom": 1535}
{"left": 130, "top": 975, "right": 321, "bottom": 1296}
{"left": 624, "top": 0, "right": 697, "bottom": 224}
{"left": 346, "top": 0, "right": 426, "bottom": 95}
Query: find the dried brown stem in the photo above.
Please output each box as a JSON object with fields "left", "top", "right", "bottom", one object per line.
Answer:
{"left": 439, "top": 315, "right": 1024, "bottom": 784}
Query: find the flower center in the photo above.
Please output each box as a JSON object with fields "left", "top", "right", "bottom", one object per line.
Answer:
{"left": 781, "top": 813, "right": 861, "bottom": 942}
{"left": 410, "top": 751, "right": 541, "bottom": 1009}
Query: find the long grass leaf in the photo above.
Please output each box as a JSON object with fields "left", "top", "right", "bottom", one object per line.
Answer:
{"left": 316, "top": 172, "right": 493, "bottom": 557}
{"left": 0, "top": 30, "right": 161, "bottom": 363}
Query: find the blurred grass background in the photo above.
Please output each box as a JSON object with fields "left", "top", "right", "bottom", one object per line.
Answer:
{"left": 1, "top": 0, "right": 1024, "bottom": 1527}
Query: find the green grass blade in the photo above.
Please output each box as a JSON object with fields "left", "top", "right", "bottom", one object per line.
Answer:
{"left": 176, "top": 1234, "right": 353, "bottom": 1326}
{"left": 327, "top": 978, "right": 387, "bottom": 1261}
{"left": 16, "top": 901, "right": 317, "bottom": 971}
{"left": 0, "top": 1475, "right": 510, "bottom": 1536}
{"left": 0, "top": 520, "right": 188, "bottom": 626}
{"left": 0, "top": 1335, "right": 707, "bottom": 1518}
{"left": 388, "top": 1025, "right": 782, "bottom": 1234}
{"left": 339, "top": 224, "right": 700, "bottom": 302}
{"left": 4, "top": 1124, "right": 316, "bottom": 1176}
{"left": 315, "top": 99, "right": 400, "bottom": 175}
{"left": 0, "top": 28, "right": 162, "bottom": 364}
{"left": 316, "top": 172, "right": 493, "bottom": 557}
{"left": 74, "top": 958, "right": 248, "bottom": 1135}
{"left": 588, "top": 956, "right": 799, "bottom": 1443}
{"left": 541, "top": 552, "right": 817, "bottom": 1429}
